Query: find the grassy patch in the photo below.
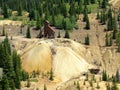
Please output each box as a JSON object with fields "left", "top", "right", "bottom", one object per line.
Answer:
{"left": 30, "top": 78, "right": 38, "bottom": 82}
{"left": 87, "top": 4, "right": 98, "bottom": 13}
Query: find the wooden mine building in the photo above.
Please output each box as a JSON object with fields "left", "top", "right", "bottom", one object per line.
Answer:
{"left": 43, "top": 20, "right": 55, "bottom": 38}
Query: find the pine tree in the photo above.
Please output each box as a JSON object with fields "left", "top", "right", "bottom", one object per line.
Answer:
{"left": 77, "top": 82, "right": 80, "bottom": 90}
{"left": 116, "top": 69, "right": 120, "bottom": 82}
{"left": 2, "top": 26, "right": 5, "bottom": 36}
{"left": 3, "top": 3, "right": 9, "bottom": 18}
{"left": 111, "top": 78, "right": 118, "bottom": 90}
{"left": 20, "top": 26, "right": 23, "bottom": 34}
{"left": 36, "top": 12, "right": 41, "bottom": 30}
{"left": 100, "top": 11, "right": 103, "bottom": 23}
{"left": 21, "top": 71, "right": 29, "bottom": 81}
{"left": 9, "top": 80, "right": 15, "bottom": 90}
{"left": 112, "top": 29, "right": 117, "bottom": 39}
{"left": 18, "top": 0, "right": 22, "bottom": 16}
{"left": 101, "top": 0, "right": 107, "bottom": 9}
{"left": 51, "top": 11, "right": 55, "bottom": 26}
{"left": 106, "top": 83, "right": 111, "bottom": 90}
{"left": 38, "top": 4, "right": 43, "bottom": 17}
{"left": 102, "top": 12, "right": 106, "bottom": 25}
{"left": 1, "top": 75, "right": 10, "bottom": 90}
{"left": 85, "top": 16, "right": 90, "bottom": 29}
{"left": 105, "top": 33, "right": 109, "bottom": 46}
{"left": 85, "top": 34, "right": 90, "bottom": 45}
{"left": 57, "top": 31, "right": 61, "bottom": 38}
{"left": 12, "top": 50, "right": 21, "bottom": 89}
{"left": 49, "top": 69, "right": 54, "bottom": 81}
{"left": 29, "top": 9, "right": 35, "bottom": 20}
{"left": 83, "top": 5, "right": 88, "bottom": 22}
{"left": 26, "top": 26, "right": 31, "bottom": 38}
{"left": 44, "top": 84, "right": 47, "bottom": 90}
{"left": 118, "top": 42, "right": 120, "bottom": 52}
{"left": 3, "top": 35, "right": 11, "bottom": 55}
{"left": 64, "top": 30, "right": 70, "bottom": 39}
{"left": 112, "top": 17, "right": 117, "bottom": 31}
{"left": 109, "top": 33, "right": 113, "bottom": 46}
{"left": 96, "top": 11, "right": 100, "bottom": 20}
{"left": 96, "top": 83, "right": 100, "bottom": 89}
{"left": 107, "top": 19, "right": 112, "bottom": 31}
{"left": 102, "top": 70, "right": 107, "bottom": 81}
{"left": 26, "top": 78, "right": 30, "bottom": 87}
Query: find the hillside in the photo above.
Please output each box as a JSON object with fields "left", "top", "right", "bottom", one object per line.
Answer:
{"left": 0, "top": 0, "right": 120, "bottom": 90}
{"left": 6, "top": 37, "right": 120, "bottom": 90}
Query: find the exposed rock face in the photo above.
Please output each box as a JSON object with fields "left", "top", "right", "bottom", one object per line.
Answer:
{"left": 10, "top": 37, "right": 120, "bottom": 81}
{"left": 53, "top": 46, "right": 89, "bottom": 81}
{"left": 21, "top": 41, "right": 52, "bottom": 73}
{"left": 11, "top": 38, "right": 92, "bottom": 81}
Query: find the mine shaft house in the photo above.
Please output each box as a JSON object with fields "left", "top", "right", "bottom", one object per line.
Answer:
{"left": 44, "top": 20, "right": 55, "bottom": 38}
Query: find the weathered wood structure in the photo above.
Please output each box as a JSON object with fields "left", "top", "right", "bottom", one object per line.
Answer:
{"left": 44, "top": 20, "right": 55, "bottom": 38}
{"left": 89, "top": 68, "right": 100, "bottom": 74}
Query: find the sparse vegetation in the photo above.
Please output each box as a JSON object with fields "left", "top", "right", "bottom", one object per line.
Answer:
{"left": 26, "top": 26, "right": 31, "bottom": 38}
{"left": 0, "top": 0, "right": 120, "bottom": 90}
{"left": 49, "top": 69, "right": 54, "bottom": 81}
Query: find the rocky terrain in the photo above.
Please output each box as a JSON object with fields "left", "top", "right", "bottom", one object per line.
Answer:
{"left": 0, "top": 0, "right": 120, "bottom": 89}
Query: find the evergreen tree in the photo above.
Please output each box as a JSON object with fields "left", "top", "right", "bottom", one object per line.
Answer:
{"left": 106, "top": 83, "right": 111, "bottom": 90}
{"left": 116, "top": 69, "right": 120, "bottom": 82}
{"left": 12, "top": 50, "right": 21, "bottom": 89}
{"left": 21, "top": 70, "right": 29, "bottom": 81}
{"left": 102, "top": 70, "right": 107, "bottom": 81}
{"left": 61, "top": 3, "right": 68, "bottom": 17}
{"left": 112, "top": 17, "right": 117, "bottom": 31}
{"left": 105, "top": 33, "right": 109, "bottom": 46}
{"left": 18, "top": 0, "right": 22, "bottom": 16}
{"left": 9, "top": 80, "right": 15, "bottom": 90}
{"left": 51, "top": 11, "right": 55, "bottom": 26}
{"left": 3, "top": 35, "right": 11, "bottom": 55}
{"left": 85, "top": 16, "right": 90, "bottom": 29}
{"left": 20, "top": 26, "right": 23, "bottom": 34}
{"left": 2, "top": 26, "right": 5, "bottom": 36}
{"left": 77, "top": 82, "right": 80, "bottom": 90}
{"left": 3, "top": 3, "right": 9, "bottom": 18}
{"left": 107, "top": 18, "right": 113, "bottom": 31}
{"left": 112, "top": 29, "right": 117, "bottom": 39}
{"left": 57, "top": 31, "right": 61, "bottom": 38}
{"left": 38, "top": 4, "right": 43, "bottom": 17}
{"left": 83, "top": 5, "right": 88, "bottom": 22}
{"left": 96, "top": 83, "right": 100, "bottom": 89}
{"left": 102, "top": 12, "right": 107, "bottom": 25}
{"left": 26, "top": 78, "right": 30, "bottom": 87}
{"left": 111, "top": 78, "right": 118, "bottom": 90}
{"left": 101, "top": 0, "right": 107, "bottom": 9}
{"left": 69, "top": 3, "right": 75, "bottom": 16}
{"left": 44, "top": 84, "right": 47, "bottom": 90}
{"left": 109, "top": 33, "right": 113, "bottom": 46}
{"left": 26, "top": 26, "right": 31, "bottom": 38}
{"left": 96, "top": 11, "right": 100, "bottom": 20}
{"left": 36, "top": 12, "right": 41, "bottom": 30}
{"left": 118, "top": 42, "right": 120, "bottom": 52}
{"left": 64, "top": 30, "right": 70, "bottom": 39}
{"left": 85, "top": 34, "right": 90, "bottom": 45}
{"left": 100, "top": 11, "right": 103, "bottom": 23}
{"left": 49, "top": 69, "right": 54, "bottom": 81}
{"left": 29, "top": 9, "right": 36, "bottom": 20}
{"left": 1, "top": 75, "right": 10, "bottom": 90}
{"left": 45, "top": 4, "right": 49, "bottom": 20}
